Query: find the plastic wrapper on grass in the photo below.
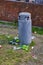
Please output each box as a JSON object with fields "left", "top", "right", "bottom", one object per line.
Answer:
{"left": 16, "top": 39, "right": 20, "bottom": 43}
{"left": 21, "top": 45, "right": 30, "bottom": 51}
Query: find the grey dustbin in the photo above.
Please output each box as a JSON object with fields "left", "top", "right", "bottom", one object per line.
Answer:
{"left": 18, "top": 12, "right": 32, "bottom": 45}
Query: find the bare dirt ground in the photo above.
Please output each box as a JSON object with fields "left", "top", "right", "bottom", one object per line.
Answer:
{"left": 0, "top": 27, "right": 43, "bottom": 65}
{"left": 0, "top": 27, "right": 18, "bottom": 36}
{"left": 30, "top": 34, "right": 43, "bottom": 65}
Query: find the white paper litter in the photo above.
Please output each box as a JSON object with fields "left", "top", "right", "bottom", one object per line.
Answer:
{"left": 14, "top": 37, "right": 19, "bottom": 40}
{"left": 31, "top": 46, "right": 34, "bottom": 49}
{"left": 32, "top": 36, "right": 35, "bottom": 40}
{"left": 13, "top": 46, "right": 21, "bottom": 50}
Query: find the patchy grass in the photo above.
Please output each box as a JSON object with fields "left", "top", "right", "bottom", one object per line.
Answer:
{"left": 0, "top": 34, "right": 14, "bottom": 45}
{"left": 29, "top": 41, "right": 35, "bottom": 47}
{"left": 0, "top": 21, "right": 43, "bottom": 35}
{"left": 32, "top": 26, "right": 43, "bottom": 35}
{"left": 0, "top": 34, "right": 35, "bottom": 65}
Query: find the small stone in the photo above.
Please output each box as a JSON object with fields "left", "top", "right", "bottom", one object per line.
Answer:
{"left": 31, "top": 46, "right": 34, "bottom": 49}
{"left": 32, "top": 36, "right": 35, "bottom": 40}
{"left": 32, "top": 55, "right": 37, "bottom": 60}
{"left": 34, "top": 31, "right": 37, "bottom": 34}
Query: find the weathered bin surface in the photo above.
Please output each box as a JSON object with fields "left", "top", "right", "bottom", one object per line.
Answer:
{"left": 18, "top": 12, "right": 32, "bottom": 45}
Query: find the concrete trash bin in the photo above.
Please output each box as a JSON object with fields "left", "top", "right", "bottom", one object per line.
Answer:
{"left": 18, "top": 12, "right": 32, "bottom": 45}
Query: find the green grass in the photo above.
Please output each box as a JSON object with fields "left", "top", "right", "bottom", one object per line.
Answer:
{"left": 32, "top": 26, "right": 43, "bottom": 35}
{"left": 0, "top": 34, "right": 14, "bottom": 45}
{"left": 0, "top": 20, "right": 18, "bottom": 27}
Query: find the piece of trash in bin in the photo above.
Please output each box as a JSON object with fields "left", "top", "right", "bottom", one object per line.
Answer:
{"left": 32, "top": 36, "right": 35, "bottom": 40}
{"left": 0, "top": 45, "right": 2, "bottom": 48}
{"left": 13, "top": 46, "right": 21, "bottom": 50}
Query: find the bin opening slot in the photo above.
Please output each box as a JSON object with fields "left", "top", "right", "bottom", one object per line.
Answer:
{"left": 19, "top": 15, "right": 25, "bottom": 20}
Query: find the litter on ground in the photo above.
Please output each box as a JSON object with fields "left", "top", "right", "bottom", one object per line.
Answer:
{"left": 13, "top": 46, "right": 21, "bottom": 50}
{"left": 31, "top": 46, "right": 34, "bottom": 49}
{"left": 14, "top": 37, "right": 19, "bottom": 40}
{"left": 34, "top": 31, "right": 37, "bottom": 34}
{"left": 32, "top": 54, "right": 38, "bottom": 60}
{"left": 32, "top": 36, "right": 35, "bottom": 40}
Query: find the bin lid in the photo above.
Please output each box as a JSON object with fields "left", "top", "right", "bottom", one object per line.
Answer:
{"left": 19, "top": 12, "right": 31, "bottom": 16}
